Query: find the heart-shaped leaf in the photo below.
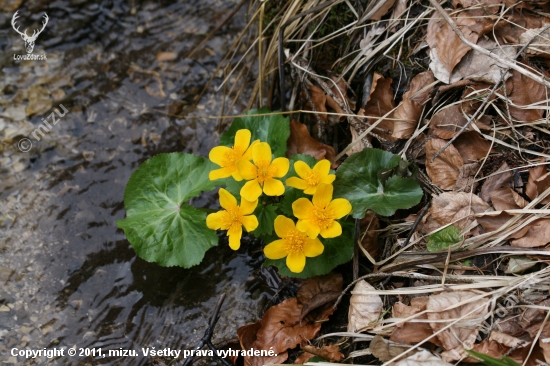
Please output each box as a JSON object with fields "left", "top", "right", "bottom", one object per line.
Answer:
{"left": 220, "top": 108, "right": 290, "bottom": 158}
{"left": 333, "top": 148, "right": 423, "bottom": 218}
{"left": 117, "top": 153, "right": 219, "bottom": 268}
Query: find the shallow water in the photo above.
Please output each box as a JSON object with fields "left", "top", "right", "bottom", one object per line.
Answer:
{"left": 0, "top": 1, "right": 273, "bottom": 364}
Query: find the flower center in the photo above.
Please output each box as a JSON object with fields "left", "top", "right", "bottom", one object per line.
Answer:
{"left": 222, "top": 148, "right": 241, "bottom": 169}
{"left": 255, "top": 160, "right": 275, "bottom": 183}
{"left": 222, "top": 207, "right": 243, "bottom": 228}
{"left": 283, "top": 231, "right": 305, "bottom": 254}
{"left": 304, "top": 170, "right": 320, "bottom": 186}
{"left": 313, "top": 206, "right": 335, "bottom": 230}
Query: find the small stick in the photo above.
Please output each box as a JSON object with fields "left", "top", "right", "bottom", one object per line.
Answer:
{"left": 401, "top": 201, "right": 430, "bottom": 248}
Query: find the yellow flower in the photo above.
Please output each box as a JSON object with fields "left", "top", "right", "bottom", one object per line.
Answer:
{"left": 206, "top": 188, "right": 258, "bottom": 250}
{"left": 237, "top": 142, "right": 290, "bottom": 201}
{"left": 292, "top": 183, "right": 352, "bottom": 239}
{"left": 264, "top": 215, "right": 324, "bottom": 273}
{"left": 208, "top": 129, "right": 259, "bottom": 181}
{"left": 286, "top": 159, "right": 336, "bottom": 194}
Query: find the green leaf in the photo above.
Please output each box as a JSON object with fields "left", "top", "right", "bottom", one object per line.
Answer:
{"left": 427, "top": 225, "right": 462, "bottom": 252}
{"left": 280, "top": 187, "right": 308, "bottom": 217}
{"left": 251, "top": 204, "right": 278, "bottom": 237}
{"left": 220, "top": 108, "right": 290, "bottom": 158}
{"left": 117, "top": 153, "right": 219, "bottom": 268}
{"left": 264, "top": 220, "right": 354, "bottom": 278}
{"left": 333, "top": 148, "right": 423, "bottom": 218}
{"left": 223, "top": 178, "right": 246, "bottom": 201}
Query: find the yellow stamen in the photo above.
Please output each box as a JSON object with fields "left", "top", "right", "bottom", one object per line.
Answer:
{"left": 256, "top": 160, "right": 276, "bottom": 183}
{"left": 304, "top": 170, "right": 320, "bottom": 186}
{"left": 314, "top": 206, "right": 335, "bottom": 230}
{"left": 283, "top": 232, "right": 305, "bottom": 254}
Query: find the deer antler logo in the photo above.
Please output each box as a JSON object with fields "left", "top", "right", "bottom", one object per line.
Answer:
{"left": 11, "top": 11, "right": 49, "bottom": 54}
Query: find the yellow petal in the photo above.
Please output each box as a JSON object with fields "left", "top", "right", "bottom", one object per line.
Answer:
{"left": 313, "top": 159, "right": 331, "bottom": 176}
{"left": 286, "top": 177, "right": 308, "bottom": 190}
{"left": 242, "top": 139, "right": 260, "bottom": 161}
{"left": 286, "top": 251, "right": 306, "bottom": 273}
{"left": 292, "top": 198, "right": 314, "bottom": 220}
{"left": 303, "top": 186, "right": 318, "bottom": 195}
{"left": 270, "top": 157, "right": 290, "bottom": 178}
{"left": 296, "top": 219, "right": 320, "bottom": 238}
{"left": 320, "top": 221, "right": 342, "bottom": 238}
{"left": 227, "top": 224, "right": 242, "bottom": 250}
{"left": 303, "top": 237, "right": 324, "bottom": 257}
{"left": 321, "top": 174, "right": 336, "bottom": 185}
{"left": 294, "top": 160, "right": 312, "bottom": 178}
{"left": 239, "top": 198, "right": 258, "bottom": 215}
{"left": 209, "top": 146, "right": 231, "bottom": 166}
{"left": 230, "top": 170, "right": 244, "bottom": 181}
{"left": 241, "top": 180, "right": 262, "bottom": 201}
{"left": 264, "top": 239, "right": 288, "bottom": 259}
{"left": 218, "top": 188, "right": 237, "bottom": 210}
{"left": 209, "top": 167, "right": 232, "bottom": 180}
{"left": 206, "top": 211, "right": 228, "bottom": 230}
{"left": 234, "top": 129, "right": 251, "bottom": 152}
{"left": 241, "top": 215, "right": 259, "bottom": 232}
{"left": 237, "top": 160, "right": 257, "bottom": 180}
{"left": 328, "top": 198, "right": 352, "bottom": 219}
{"left": 263, "top": 178, "right": 285, "bottom": 196}
{"left": 312, "top": 183, "right": 333, "bottom": 208}
{"left": 274, "top": 215, "right": 295, "bottom": 238}
{"left": 253, "top": 142, "right": 272, "bottom": 164}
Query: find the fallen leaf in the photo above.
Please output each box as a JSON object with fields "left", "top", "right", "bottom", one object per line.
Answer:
{"left": 370, "top": 0, "right": 397, "bottom": 21}
{"left": 390, "top": 297, "right": 442, "bottom": 346}
{"left": 287, "top": 120, "right": 335, "bottom": 161}
{"left": 330, "top": 74, "right": 355, "bottom": 111}
{"left": 425, "top": 138, "right": 464, "bottom": 190}
{"left": 427, "top": 291, "right": 490, "bottom": 361}
{"left": 489, "top": 331, "right": 527, "bottom": 348}
{"left": 347, "top": 280, "right": 383, "bottom": 332}
{"left": 300, "top": 344, "right": 344, "bottom": 362}
{"left": 370, "top": 334, "right": 412, "bottom": 362}
{"left": 495, "top": 11, "right": 550, "bottom": 45}
{"left": 304, "top": 86, "right": 329, "bottom": 123}
{"left": 481, "top": 162, "right": 513, "bottom": 202}
{"left": 454, "top": 162, "right": 480, "bottom": 193}
{"left": 430, "top": 192, "right": 490, "bottom": 229}
{"left": 505, "top": 256, "right": 538, "bottom": 274}
{"left": 429, "top": 105, "right": 469, "bottom": 139}
{"left": 392, "top": 71, "right": 435, "bottom": 139}
{"left": 297, "top": 273, "right": 343, "bottom": 321}
{"left": 510, "top": 218, "right": 550, "bottom": 247}
{"left": 477, "top": 212, "right": 513, "bottom": 232}
{"left": 238, "top": 297, "right": 323, "bottom": 366}
{"left": 359, "top": 213, "right": 380, "bottom": 259}
{"left": 471, "top": 340, "right": 509, "bottom": 360}
{"left": 363, "top": 73, "right": 396, "bottom": 141}
{"left": 453, "top": 131, "right": 492, "bottom": 163}
{"left": 490, "top": 187, "right": 528, "bottom": 211}
{"left": 520, "top": 27, "right": 550, "bottom": 58}
{"left": 347, "top": 117, "right": 366, "bottom": 156}
{"left": 394, "top": 350, "right": 453, "bottom": 366}
{"left": 452, "top": 0, "right": 502, "bottom": 9}
{"left": 505, "top": 69, "right": 547, "bottom": 122}
{"left": 526, "top": 162, "right": 550, "bottom": 203}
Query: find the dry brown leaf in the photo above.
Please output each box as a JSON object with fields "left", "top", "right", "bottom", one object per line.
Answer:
{"left": 509, "top": 218, "right": 550, "bottom": 247}
{"left": 359, "top": 213, "right": 380, "bottom": 258}
{"left": 505, "top": 69, "right": 547, "bottom": 122}
{"left": 370, "top": 334, "right": 411, "bottom": 362}
{"left": 526, "top": 162, "right": 550, "bottom": 203}
{"left": 477, "top": 212, "right": 513, "bottom": 232}
{"left": 427, "top": 291, "right": 490, "bottom": 362}
{"left": 481, "top": 162, "right": 513, "bottom": 202}
{"left": 390, "top": 298, "right": 442, "bottom": 346}
{"left": 429, "top": 105, "right": 469, "bottom": 139}
{"left": 426, "top": 138, "right": 464, "bottom": 190}
{"left": 489, "top": 331, "right": 527, "bottom": 349}
{"left": 370, "top": 0, "right": 397, "bottom": 21}
{"left": 394, "top": 350, "right": 452, "bottom": 366}
{"left": 330, "top": 74, "right": 355, "bottom": 111}
{"left": 470, "top": 340, "right": 509, "bottom": 361}
{"left": 392, "top": 71, "right": 435, "bottom": 139}
{"left": 296, "top": 273, "right": 342, "bottom": 321}
{"left": 495, "top": 11, "right": 550, "bottom": 45}
{"left": 490, "top": 187, "right": 529, "bottom": 211}
{"left": 238, "top": 297, "right": 324, "bottom": 366}
{"left": 431, "top": 192, "right": 490, "bottom": 229}
{"left": 453, "top": 131, "right": 492, "bottom": 163}
{"left": 347, "top": 280, "right": 383, "bottom": 332}
{"left": 520, "top": 27, "right": 550, "bottom": 58}
{"left": 287, "top": 120, "right": 335, "bottom": 161}
{"left": 452, "top": 0, "right": 502, "bottom": 9}
{"left": 454, "top": 162, "right": 480, "bottom": 193}
{"left": 347, "top": 118, "right": 366, "bottom": 156}
{"left": 300, "top": 344, "right": 344, "bottom": 363}
{"left": 364, "top": 73, "right": 396, "bottom": 141}
{"left": 305, "top": 86, "right": 328, "bottom": 123}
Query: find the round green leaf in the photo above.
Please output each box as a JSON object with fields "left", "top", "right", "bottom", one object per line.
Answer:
{"left": 117, "top": 153, "right": 219, "bottom": 268}
{"left": 333, "top": 148, "right": 423, "bottom": 218}
{"left": 220, "top": 108, "right": 290, "bottom": 158}
{"left": 264, "top": 220, "right": 354, "bottom": 278}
